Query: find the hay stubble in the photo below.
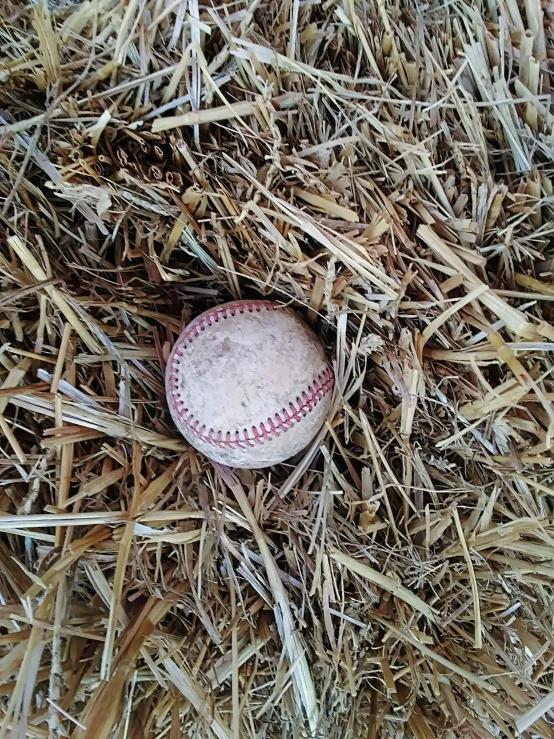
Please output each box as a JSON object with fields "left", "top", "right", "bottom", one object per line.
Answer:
{"left": 1, "top": 0, "right": 554, "bottom": 737}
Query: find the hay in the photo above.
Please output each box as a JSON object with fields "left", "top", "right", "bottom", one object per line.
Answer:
{"left": 1, "top": 0, "right": 554, "bottom": 736}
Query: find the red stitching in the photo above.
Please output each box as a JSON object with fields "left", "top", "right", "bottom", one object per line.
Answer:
{"left": 177, "top": 300, "right": 278, "bottom": 348}
{"left": 167, "top": 300, "right": 334, "bottom": 449}
{"left": 171, "top": 367, "right": 334, "bottom": 450}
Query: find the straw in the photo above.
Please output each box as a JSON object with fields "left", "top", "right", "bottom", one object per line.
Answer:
{"left": 1, "top": 0, "right": 554, "bottom": 736}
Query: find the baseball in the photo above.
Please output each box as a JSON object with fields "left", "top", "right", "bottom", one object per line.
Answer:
{"left": 166, "top": 300, "right": 334, "bottom": 468}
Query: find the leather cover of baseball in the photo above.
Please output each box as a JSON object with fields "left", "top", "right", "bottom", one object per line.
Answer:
{"left": 166, "top": 300, "right": 334, "bottom": 468}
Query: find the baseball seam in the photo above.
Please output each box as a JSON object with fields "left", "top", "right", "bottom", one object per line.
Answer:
{"left": 177, "top": 300, "right": 278, "bottom": 346}
{"left": 167, "top": 300, "right": 334, "bottom": 450}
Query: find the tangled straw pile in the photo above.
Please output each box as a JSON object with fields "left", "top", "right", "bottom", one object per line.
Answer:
{"left": 1, "top": 0, "right": 554, "bottom": 736}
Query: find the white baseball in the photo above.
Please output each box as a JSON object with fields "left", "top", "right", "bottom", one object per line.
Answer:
{"left": 166, "top": 300, "right": 334, "bottom": 468}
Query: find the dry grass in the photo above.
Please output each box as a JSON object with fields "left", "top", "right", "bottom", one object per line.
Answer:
{"left": 1, "top": 0, "right": 554, "bottom": 736}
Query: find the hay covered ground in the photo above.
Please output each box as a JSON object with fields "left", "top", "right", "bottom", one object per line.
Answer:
{"left": 1, "top": 0, "right": 554, "bottom": 736}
